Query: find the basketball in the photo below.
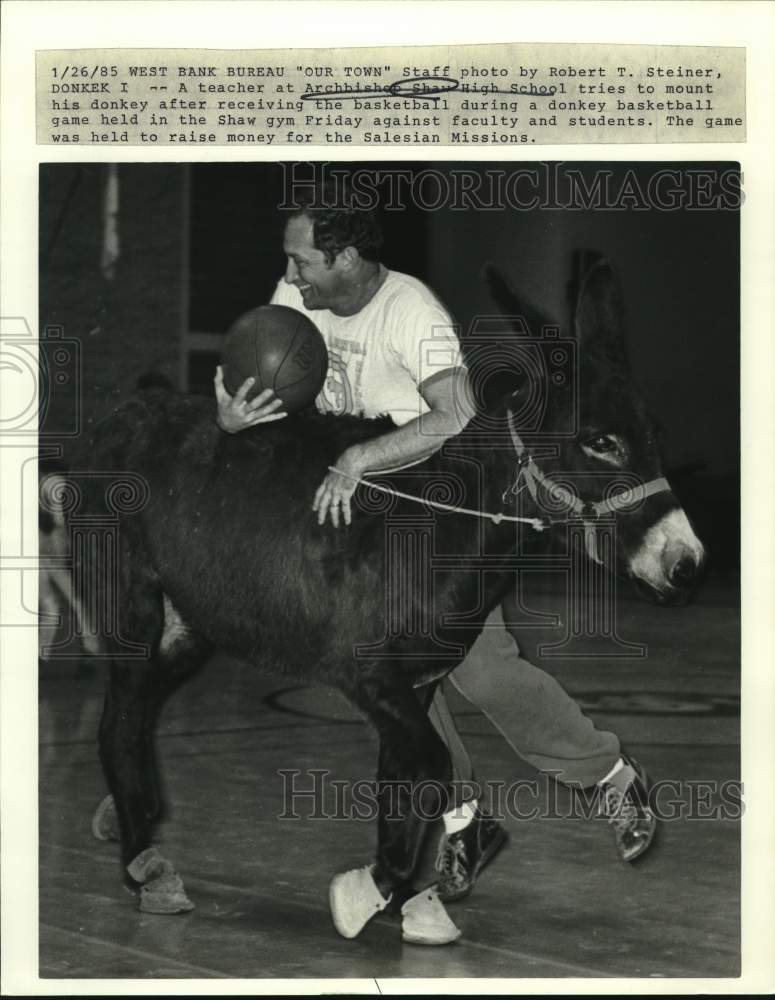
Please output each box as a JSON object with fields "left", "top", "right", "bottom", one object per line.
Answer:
{"left": 221, "top": 305, "right": 328, "bottom": 414}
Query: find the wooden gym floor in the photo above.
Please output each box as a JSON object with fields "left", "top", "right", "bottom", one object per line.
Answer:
{"left": 39, "top": 574, "right": 740, "bottom": 981}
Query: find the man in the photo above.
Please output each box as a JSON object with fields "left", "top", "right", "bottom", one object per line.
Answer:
{"left": 215, "top": 180, "right": 655, "bottom": 908}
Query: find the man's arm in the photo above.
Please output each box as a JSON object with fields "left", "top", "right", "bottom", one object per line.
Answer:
{"left": 313, "top": 367, "right": 476, "bottom": 527}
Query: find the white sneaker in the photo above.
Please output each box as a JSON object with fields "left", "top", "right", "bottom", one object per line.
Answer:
{"left": 329, "top": 866, "right": 391, "bottom": 939}
{"left": 401, "top": 887, "right": 462, "bottom": 945}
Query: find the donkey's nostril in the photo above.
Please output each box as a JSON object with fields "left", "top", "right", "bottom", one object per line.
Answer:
{"left": 669, "top": 555, "right": 697, "bottom": 588}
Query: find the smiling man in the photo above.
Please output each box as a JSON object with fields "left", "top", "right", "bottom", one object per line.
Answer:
{"left": 214, "top": 179, "right": 657, "bottom": 917}
{"left": 216, "top": 193, "right": 475, "bottom": 528}
{"left": 281, "top": 206, "right": 477, "bottom": 527}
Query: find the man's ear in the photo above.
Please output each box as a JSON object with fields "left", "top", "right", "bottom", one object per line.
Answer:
{"left": 337, "top": 245, "right": 360, "bottom": 270}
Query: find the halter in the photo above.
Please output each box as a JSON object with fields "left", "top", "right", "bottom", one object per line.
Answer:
{"left": 327, "top": 409, "right": 673, "bottom": 564}
{"left": 504, "top": 409, "right": 672, "bottom": 564}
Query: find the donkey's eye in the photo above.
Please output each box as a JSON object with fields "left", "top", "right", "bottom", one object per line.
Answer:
{"left": 581, "top": 433, "right": 628, "bottom": 466}
{"left": 586, "top": 434, "right": 617, "bottom": 453}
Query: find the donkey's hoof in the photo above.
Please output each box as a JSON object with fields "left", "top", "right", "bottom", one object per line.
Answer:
{"left": 401, "top": 888, "right": 461, "bottom": 945}
{"left": 91, "top": 794, "right": 120, "bottom": 841}
{"left": 126, "top": 847, "right": 195, "bottom": 915}
{"left": 329, "top": 866, "right": 391, "bottom": 939}
{"left": 138, "top": 875, "right": 195, "bottom": 915}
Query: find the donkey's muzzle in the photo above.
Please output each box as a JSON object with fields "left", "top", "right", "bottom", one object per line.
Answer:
{"left": 668, "top": 553, "right": 701, "bottom": 590}
{"left": 650, "top": 547, "right": 706, "bottom": 605}
{"left": 660, "top": 547, "right": 706, "bottom": 605}
{"left": 628, "top": 508, "right": 706, "bottom": 606}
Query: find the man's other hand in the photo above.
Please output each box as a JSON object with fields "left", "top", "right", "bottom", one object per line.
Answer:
{"left": 214, "top": 366, "right": 287, "bottom": 433}
{"left": 312, "top": 447, "right": 363, "bottom": 528}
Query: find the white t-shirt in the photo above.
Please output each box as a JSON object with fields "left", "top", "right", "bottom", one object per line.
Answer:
{"left": 270, "top": 268, "right": 465, "bottom": 426}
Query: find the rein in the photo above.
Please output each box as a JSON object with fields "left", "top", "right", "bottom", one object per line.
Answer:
{"left": 328, "top": 408, "right": 673, "bottom": 564}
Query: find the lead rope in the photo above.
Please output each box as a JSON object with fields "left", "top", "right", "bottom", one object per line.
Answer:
{"left": 326, "top": 467, "right": 547, "bottom": 531}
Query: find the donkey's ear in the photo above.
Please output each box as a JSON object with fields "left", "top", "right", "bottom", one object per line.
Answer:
{"left": 573, "top": 257, "right": 625, "bottom": 352}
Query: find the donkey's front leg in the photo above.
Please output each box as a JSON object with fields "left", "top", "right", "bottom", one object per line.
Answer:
{"left": 329, "top": 671, "right": 460, "bottom": 944}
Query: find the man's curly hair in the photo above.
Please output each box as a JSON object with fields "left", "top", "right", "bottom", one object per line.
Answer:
{"left": 289, "top": 178, "right": 383, "bottom": 266}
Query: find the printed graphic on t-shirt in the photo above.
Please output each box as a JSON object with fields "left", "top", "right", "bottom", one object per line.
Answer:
{"left": 318, "top": 336, "right": 365, "bottom": 416}
{"left": 319, "top": 351, "right": 353, "bottom": 415}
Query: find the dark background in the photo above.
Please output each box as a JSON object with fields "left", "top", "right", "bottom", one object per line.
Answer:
{"left": 39, "top": 161, "right": 740, "bottom": 571}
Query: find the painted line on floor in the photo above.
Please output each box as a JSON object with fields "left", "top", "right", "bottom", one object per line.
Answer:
{"left": 38, "top": 717, "right": 364, "bottom": 748}
{"left": 40, "top": 921, "right": 232, "bottom": 979}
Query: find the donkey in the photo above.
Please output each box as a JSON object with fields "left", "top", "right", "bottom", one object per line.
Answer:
{"left": 48, "top": 258, "right": 704, "bottom": 943}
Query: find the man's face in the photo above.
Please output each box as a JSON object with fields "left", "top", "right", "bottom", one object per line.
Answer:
{"left": 282, "top": 214, "right": 346, "bottom": 311}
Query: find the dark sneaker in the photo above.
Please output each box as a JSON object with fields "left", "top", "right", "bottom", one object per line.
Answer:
{"left": 434, "top": 811, "right": 509, "bottom": 902}
{"left": 599, "top": 754, "right": 657, "bottom": 862}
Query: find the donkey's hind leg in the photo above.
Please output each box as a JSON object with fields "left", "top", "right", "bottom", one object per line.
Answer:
{"left": 97, "top": 583, "right": 210, "bottom": 914}
{"left": 93, "top": 635, "right": 210, "bottom": 843}
{"left": 96, "top": 564, "right": 163, "bottom": 865}
{"left": 99, "top": 654, "right": 197, "bottom": 915}
{"left": 141, "top": 595, "right": 213, "bottom": 825}
{"left": 98, "top": 658, "right": 160, "bottom": 863}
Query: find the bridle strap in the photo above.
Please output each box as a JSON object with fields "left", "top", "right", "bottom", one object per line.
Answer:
{"left": 592, "top": 477, "right": 672, "bottom": 516}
